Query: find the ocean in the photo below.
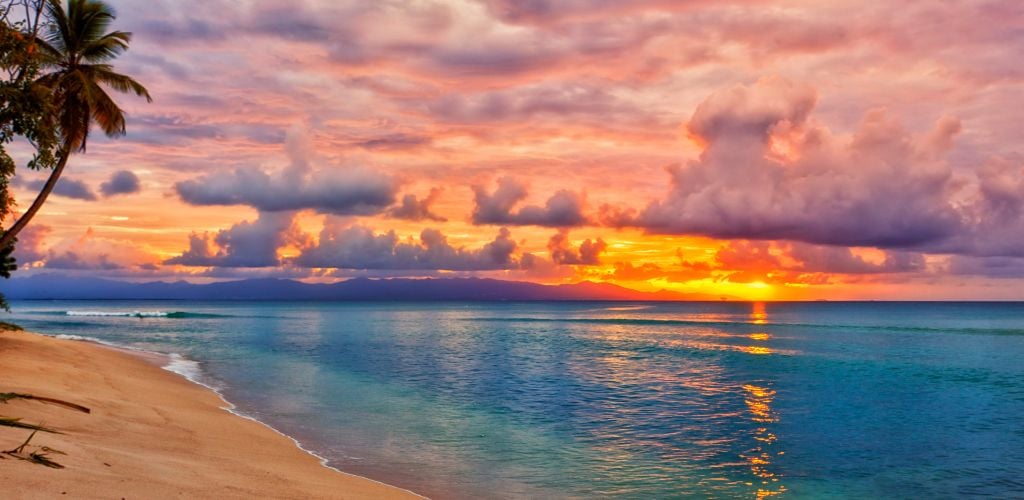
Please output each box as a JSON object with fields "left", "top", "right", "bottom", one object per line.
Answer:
{"left": 5, "top": 300, "right": 1024, "bottom": 498}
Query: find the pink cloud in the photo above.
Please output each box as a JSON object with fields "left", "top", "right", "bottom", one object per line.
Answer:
{"left": 631, "top": 77, "right": 965, "bottom": 248}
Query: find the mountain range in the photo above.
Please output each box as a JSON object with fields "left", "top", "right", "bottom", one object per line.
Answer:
{"left": 0, "top": 274, "right": 729, "bottom": 301}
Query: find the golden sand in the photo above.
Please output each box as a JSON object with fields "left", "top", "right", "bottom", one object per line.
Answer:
{"left": 0, "top": 329, "right": 420, "bottom": 499}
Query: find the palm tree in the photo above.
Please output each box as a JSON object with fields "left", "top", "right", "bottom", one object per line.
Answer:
{"left": 0, "top": 0, "right": 150, "bottom": 250}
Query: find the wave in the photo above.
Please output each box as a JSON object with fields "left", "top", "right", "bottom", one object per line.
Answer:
{"left": 164, "top": 353, "right": 205, "bottom": 383}
{"left": 149, "top": 348, "right": 419, "bottom": 495}
{"left": 53, "top": 333, "right": 216, "bottom": 390}
{"left": 466, "top": 316, "right": 1024, "bottom": 336}
{"left": 67, "top": 310, "right": 173, "bottom": 317}
{"left": 46, "top": 334, "right": 344, "bottom": 478}
{"left": 54, "top": 333, "right": 125, "bottom": 347}
{"left": 62, "top": 310, "right": 227, "bottom": 318}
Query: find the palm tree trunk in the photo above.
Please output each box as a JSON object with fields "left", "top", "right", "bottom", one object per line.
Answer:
{"left": 0, "top": 147, "right": 70, "bottom": 250}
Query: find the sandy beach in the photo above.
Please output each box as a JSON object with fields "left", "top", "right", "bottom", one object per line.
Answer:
{"left": 0, "top": 328, "right": 419, "bottom": 499}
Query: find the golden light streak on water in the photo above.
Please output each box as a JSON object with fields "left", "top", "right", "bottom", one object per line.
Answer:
{"left": 743, "top": 304, "right": 786, "bottom": 498}
{"left": 751, "top": 302, "right": 768, "bottom": 324}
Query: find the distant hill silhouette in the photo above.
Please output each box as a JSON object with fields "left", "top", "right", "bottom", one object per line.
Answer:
{"left": 0, "top": 274, "right": 730, "bottom": 301}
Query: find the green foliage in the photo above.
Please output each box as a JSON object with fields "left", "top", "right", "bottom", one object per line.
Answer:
{"left": 0, "top": 22, "right": 59, "bottom": 222}
{"left": 0, "top": 0, "right": 149, "bottom": 309}
{"left": 36, "top": 0, "right": 152, "bottom": 153}
{"left": 0, "top": 237, "right": 15, "bottom": 310}
{"left": 0, "top": 237, "right": 16, "bottom": 279}
{"left": 0, "top": 3, "right": 57, "bottom": 308}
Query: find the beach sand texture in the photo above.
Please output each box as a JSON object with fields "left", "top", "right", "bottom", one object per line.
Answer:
{"left": 0, "top": 329, "right": 419, "bottom": 499}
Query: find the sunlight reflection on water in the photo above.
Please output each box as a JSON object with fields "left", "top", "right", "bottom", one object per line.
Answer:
{"left": 10, "top": 300, "right": 1024, "bottom": 498}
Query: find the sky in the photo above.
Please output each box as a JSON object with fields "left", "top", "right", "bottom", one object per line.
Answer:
{"left": 6, "top": 0, "right": 1024, "bottom": 300}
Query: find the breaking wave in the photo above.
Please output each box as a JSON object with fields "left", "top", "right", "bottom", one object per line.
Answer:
{"left": 62, "top": 310, "right": 225, "bottom": 318}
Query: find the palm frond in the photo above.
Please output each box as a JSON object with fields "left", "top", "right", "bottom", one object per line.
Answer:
{"left": 0, "top": 393, "right": 91, "bottom": 413}
{"left": 31, "top": 37, "right": 64, "bottom": 66}
{"left": 43, "top": 0, "right": 70, "bottom": 56}
{"left": 37, "top": 0, "right": 150, "bottom": 151}
{"left": 0, "top": 416, "right": 60, "bottom": 433}
{"left": 86, "top": 79, "right": 125, "bottom": 137}
{"left": 74, "top": 0, "right": 116, "bottom": 47}
{"left": 86, "top": 63, "right": 151, "bottom": 101}
{"left": 80, "top": 30, "right": 130, "bottom": 62}
{"left": 2, "top": 429, "right": 67, "bottom": 468}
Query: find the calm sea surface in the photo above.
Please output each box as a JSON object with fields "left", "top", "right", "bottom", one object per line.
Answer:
{"left": 6, "top": 301, "right": 1024, "bottom": 498}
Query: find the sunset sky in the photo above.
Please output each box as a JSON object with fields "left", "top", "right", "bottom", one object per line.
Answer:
{"left": 7, "top": 0, "right": 1024, "bottom": 300}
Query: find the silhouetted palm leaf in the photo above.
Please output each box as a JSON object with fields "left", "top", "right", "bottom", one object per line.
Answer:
{"left": 0, "top": 417, "right": 59, "bottom": 433}
{"left": 0, "top": 392, "right": 91, "bottom": 413}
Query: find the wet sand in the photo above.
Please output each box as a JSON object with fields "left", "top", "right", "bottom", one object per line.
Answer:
{"left": 0, "top": 328, "right": 420, "bottom": 499}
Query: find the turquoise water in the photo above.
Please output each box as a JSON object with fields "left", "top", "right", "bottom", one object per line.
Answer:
{"left": 6, "top": 301, "right": 1024, "bottom": 498}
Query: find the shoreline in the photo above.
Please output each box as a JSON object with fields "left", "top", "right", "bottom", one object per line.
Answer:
{"left": 48, "top": 333, "right": 362, "bottom": 484}
{"left": 63, "top": 334, "right": 351, "bottom": 477}
{"left": 0, "top": 328, "right": 422, "bottom": 499}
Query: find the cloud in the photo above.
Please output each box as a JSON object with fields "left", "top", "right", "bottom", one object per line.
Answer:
{"left": 54, "top": 178, "right": 97, "bottom": 201}
{"left": 947, "top": 154, "right": 1024, "bottom": 257}
{"left": 21, "top": 177, "right": 97, "bottom": 201}
{"left": 125, "top": 113, "right": 286, "bottom": 146}
{"left": 786, "top": 243, "right": 926, "bottom": 275}
{"left": 295, "top": 224, "right": 531, "bottom": 271}
{"left": 475, "top": 0, "right": 723, "bottom": 25}
{"left": 167, "top": 211, "right": 535, "bottom": 272}
{"left": 609, "top": 78, "right": 1024, "bottom": 261}
{"left": 245, "top": 3, "right": 335, "bottom": 42}
{"left": 17, "top": 0, "right": 1024, "bottom": 293}
{"left": 387, "top": 188, "right": 446, "bottom": 222}
{"left": 138, "top": 17, "right": 224, "bottom": 43}
{"left": 100, "top": 170, "right": 142, "bottom": 197}
{"left": 165, "top": 211, "right": 309, "bottom": 268}
{"left": 472, "top": 177, "right": 588, "bottom": 227}
{"left": 606, "top": 260, "right": 715, "bottom": 283}
{"left": 627, "top": 77, "right": 964, "bottom": 248}
{"left": 20, "top": 227, "right": 156, "bottom": 270}
{"left": 947, "top": 255, "right": 1024, "bottom": 279}
{"left": 715, "top": 240, "right": 925, "bottom": 275}
{"left": 175, "top": 126, "right": 398, "bottom": 215}
{"left": 175, "top": 166, "right": 396, "bottom": 214}
{"left": 11, "top": 223, "right": 52, "bottom": 264}
{"left": 356, "top": 133, "right": 432, "bottom": 151}
{"left": 45, "top": 251, "right": 122, "bottom": 270}
{"left": 590, "top": 240, "right": 927, "bottom": 286}
{"left": 426, "top": 84, "right": 641, "bottom": 125}
{"left": 547, "top": 229, "right": 606, "bottom": 265}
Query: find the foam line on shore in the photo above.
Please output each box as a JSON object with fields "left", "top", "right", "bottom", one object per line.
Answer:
{"left": 49, "top": 332, "right": 426, "bottom": 499}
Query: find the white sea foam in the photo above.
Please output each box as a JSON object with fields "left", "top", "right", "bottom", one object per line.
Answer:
{"left": 163, "top": 353, "right": 204, "bottom": 384}
{"left": 154, "top": 354, "right": 425, "bottom": 497}
{"left": 49, "top": 332, "right": 424, "bottom": 498}
{"left": 55, "top": 333, "right": 123, "bottom": 348}
{"left": 66, "top": 310, "right": 169, "bottom": 317}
